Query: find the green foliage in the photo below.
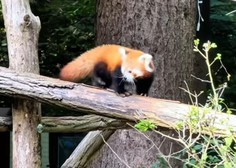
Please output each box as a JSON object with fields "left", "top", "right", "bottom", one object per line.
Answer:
{"left": 193, "top": 40, "right": 230, "bottom": 111}
{"left": 211, "top": 0, "right": 236, "bottom": 22}
{"left": 0, "top": 27, "right": 8, "bottom": 67}
{"left": 211, "top": 0, "right": 236, "bottom": 109}
{"left": 34, "top": 0, "right": 96, "bottom": 115}
{"left": 0, "top": 0, "right": 96, "bottom": 76}
{"left": 137, "top": 41, "right": 236, "bottom": 168}
{"left": 0, "top": 3, "right": 8, "bottom": 67}
{"left": 179, "top": 40, "right": 236, "bottom": 168}
{"left": 34, "top": 0, "right": 96, "bottom": 77}
{"left": 134, "top": 120, "right": 157, "bottom": 132}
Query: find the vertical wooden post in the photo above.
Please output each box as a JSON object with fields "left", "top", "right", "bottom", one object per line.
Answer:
{"left": 1, "top": 0, "right": 41, "bottom": 167}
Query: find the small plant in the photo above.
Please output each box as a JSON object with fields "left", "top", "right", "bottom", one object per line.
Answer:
{"left": 134, "top": 40, "right": 236, "bottom": 168}
{"left": 134, "top": 119, "right": 157, "bottom": 132}
{"left": 193, "top": 39, "right": 231, "bottom": 111}
{"left": 180, "top": 39, "right": 235, "bottom": 168}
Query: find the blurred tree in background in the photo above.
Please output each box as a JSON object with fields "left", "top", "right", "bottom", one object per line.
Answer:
{"left": 0, "top": 2, "right": 8, "bottom": 68}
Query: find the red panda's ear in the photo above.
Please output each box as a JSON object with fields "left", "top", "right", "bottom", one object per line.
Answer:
{"left": 138, "top": 54, "right": 154, "bottom": 72}
{"left": 119, "top": 48, "right": 127, "bottom": 59}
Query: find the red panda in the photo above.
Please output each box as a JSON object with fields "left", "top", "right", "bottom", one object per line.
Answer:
{"left": 60, "top": 44, "right": 154, "bottom": 95}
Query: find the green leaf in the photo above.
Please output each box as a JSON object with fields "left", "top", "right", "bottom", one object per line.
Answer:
{"left": 224, "top": 161, "right": 232, "bottom": 168}
{"left": 193, "top": 144, "right": 202, "bottom": 151}
{"left": 201, "top": 152, "right": 207, "bottom": 161}
{"left": 194, "top": 39, "right": 200, "bottom": 46}
{"left": 203, "top": 42, "right": 209, "bottom": 49}
{"left": 226, "top": 109, "right": 232, "bottom": 114}
{"left": 215, "top": 53, "right": 222, "bottom": 60}
{"left": 176, "top": 122, "right": 184, "bottom": 130}
{"left": 211, "top": 43, "right": 217, "bottom": 48}
{"left": 134, "top": 120, "right": 157, "bottom": 132}
{"left": 225, "top": 137, "right": 233, "bottom": 148}
{"left": 227, "top": 74, "right": 231, "bottom": 81}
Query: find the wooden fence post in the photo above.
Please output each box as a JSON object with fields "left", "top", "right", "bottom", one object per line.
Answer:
{"left": 1, "top": 0, "right": 41, "bottom": 167}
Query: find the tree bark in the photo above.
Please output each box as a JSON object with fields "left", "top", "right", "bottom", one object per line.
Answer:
{"left": 0, "top": 0, "right": 41, "bottom": 167}
{"left": 93, "top": 0, "right": 197, "bottom": 167}
{"left": 96, "top": 0, "right": 196, "bottom": 102}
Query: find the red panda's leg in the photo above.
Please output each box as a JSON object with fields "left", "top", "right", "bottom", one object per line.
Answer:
{"left": 93, "top": 62, "right": 112, "bottom": 88}
{"left": 111, "top": 67, "right": 131, "bottom": 96}
{"left": 135, "top": 75, "right": 154, "bottom": 96}
{"left": 93, "top": 63, "right": 131, "bottom": 96}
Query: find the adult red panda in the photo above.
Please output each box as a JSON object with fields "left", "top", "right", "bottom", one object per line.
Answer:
{"left": 60, "top": 44, "right": 155, "bottom": 95}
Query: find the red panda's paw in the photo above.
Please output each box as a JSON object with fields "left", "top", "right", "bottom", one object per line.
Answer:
{"left": 140, "top": 93, "right": 148, "bottom": 97}
{"left": 105, "top": 88, "right": 132, "bottom": 97}
{"left": 116, "top": 91, "right": 133, "bottom": 97}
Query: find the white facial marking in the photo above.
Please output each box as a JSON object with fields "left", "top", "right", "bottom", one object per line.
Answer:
{"left": 119, "top": 47, "right": 127, "bottom": 60}
{"left": 133, "top": 69, "right": 143, "bottom": 77}
{"left": 123, "top": 72, "right": 134, "bottom": 83}
{"left": 138, "top": 54, "right": 154, "bottom": 72}
{"left": 122, "top": 68, "right": 143, "bottom": 83}
{"left": 121, "top": 66, "right": 125, "bottom": 74}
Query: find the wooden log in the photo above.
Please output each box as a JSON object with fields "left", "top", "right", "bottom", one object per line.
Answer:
{"left": 0, "top": 115, "right": 130, "bottom": 132}
{"left": 61, "top": 130, "right": 114, "bottom": 168}
{"left": 0, "top": 67, "right": 236, "bottom": 136}
{"left": 40, "top": 115, "right": 129, "bottom": 133}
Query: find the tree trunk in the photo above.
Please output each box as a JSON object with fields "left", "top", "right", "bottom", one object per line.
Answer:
{"left": 91, "top": 0, "right": 197, "bottom": 167}
{"left": 1, "top": 0, "right": 41, "bottom": 167}
{"left": 96, "top": 0, "right": 196, "bottom": 102}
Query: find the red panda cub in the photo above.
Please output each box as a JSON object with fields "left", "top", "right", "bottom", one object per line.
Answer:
{"left": 60, "top": 44, "right": 154, "bottom": 96}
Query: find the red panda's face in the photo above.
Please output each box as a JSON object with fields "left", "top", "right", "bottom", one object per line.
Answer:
{"left": 119, "top": 48, "right": 154, "bottom": 83}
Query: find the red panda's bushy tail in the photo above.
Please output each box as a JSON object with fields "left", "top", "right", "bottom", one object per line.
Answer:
{"left": 59, "top": 53, "right": 96, "bottom": 82}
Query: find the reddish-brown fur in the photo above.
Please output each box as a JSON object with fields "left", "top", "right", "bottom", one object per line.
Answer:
{"left": 60, "top": 44, "right": 150, "bottom": 82}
